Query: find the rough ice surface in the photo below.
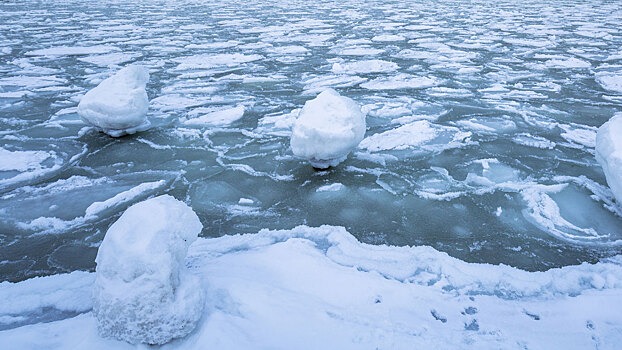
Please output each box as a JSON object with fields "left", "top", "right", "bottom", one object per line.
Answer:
{"left": 93, "top": 195, "right": 204, "bottom": 345}
{"left": 77, "top": 65, "right": 150, "bottom": 137}
{"left": 596, "top": 113, "right": 622, "bottom": 206}
{"left": 291, "top": 89, "right": 366, "bottom": 168}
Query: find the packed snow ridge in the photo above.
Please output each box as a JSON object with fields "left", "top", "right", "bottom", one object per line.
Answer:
{"left": 93, "top": 195, "right": 204, "bottom": 345}
{"left": 596, "top": 113, "right": 622, "bottom": 206}
{"left": 291, "top": 89, "right": 366, "bottom": 169}
{"left": 77, "top": 65, "right": 151, "bottom": 137}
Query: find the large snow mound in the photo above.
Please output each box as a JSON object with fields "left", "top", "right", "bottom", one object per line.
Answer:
{"left": 596, "top": 113, "right": 622, "bottom": 205}
{"left": 93, "top": 195, "right": 204, "bottom": 345}
{"left": 77, "top": 65, "right": 151, "bottom": 137}
{"left": 291, "top": 89, "right": 366, "bottom": 168}
{"left": 1, "top": 225, "right": 622, "bottom": 349}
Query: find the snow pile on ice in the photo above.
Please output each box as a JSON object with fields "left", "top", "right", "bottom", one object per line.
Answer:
{"left": 596, "top": 113, "right": 622, "bottom": 205}
{"left": 92, "top": 195, "right": 204, "bottom": 345}
{"left": 291, "top": 89, "right": 366, "bottom": 168}
{"left": 77, "top": 65, "right": 151, "bottom": 137}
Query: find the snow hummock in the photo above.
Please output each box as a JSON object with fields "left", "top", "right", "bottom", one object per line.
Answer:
{"left": 291, "top": 89, "right": 366, "bottom": 168}
{"left": 77, "top": 65, "right": 151, "bottom": 137}
{"left": 92, "top": 195, "right": 204, "bottom": 345}
{"left": 596, "top": 113, "right": 622, "bottom": 206}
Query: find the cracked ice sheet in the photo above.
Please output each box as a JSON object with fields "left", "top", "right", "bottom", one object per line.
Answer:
{"left": 1, "top": 226, "right": 621, "bottom": 349}
{"left": 358, "top": 120, "right": 473, "bottom": 153}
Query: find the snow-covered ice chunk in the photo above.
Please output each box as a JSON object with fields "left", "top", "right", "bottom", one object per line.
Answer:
{"left": 291, "top": 89, "right": 366, "bottom": 169}
{"left": 93, "top": 195, "right": 204, "bottom": 345}
{"left": 371, "top": 34, "right": 405, "bottom": 42}
{"left": 0, "top": 148, "right": 52, "bottom": 172}
{"left": 77, "top": 65, "right": 150, "bottom": 137}
{"left": 596, "top": 113, "right": 622, "bottom": 205}
{"left": 596, "top": 72, "right": 622, "bottom": 94}
{"left": 359, "top": 120, "right": 471, "bottom": 153}
{"left": 331, "top": 60, "right": 398, "bottom": 74}
{"left": 360, "top": 74, "right": 438, "bottom": 90}
{"left": 25, "top": 45, "right": 120, "bottom": 57}
{"left": 183, "top": 105, "right": 245, "bottom": 127}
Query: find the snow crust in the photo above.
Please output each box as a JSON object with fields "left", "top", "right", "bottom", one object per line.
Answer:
{"left": 2, "top": 225, "right": 622, "bottom": 349}
{"left": 596, "top": 113, "right": 622, "bottom": 206}
{"left": 93, "top": 195, "right": 204, "bottom": 345}
{"left": 291, "top": 89, "right": 366, "bottom": 168}
{"left": 77, "top": 65, "right": 151, "bottom": 137}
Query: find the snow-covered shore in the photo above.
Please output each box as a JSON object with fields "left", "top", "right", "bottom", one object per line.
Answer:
{"left": 1, "top": 225, "right": 621, "bottom": 349}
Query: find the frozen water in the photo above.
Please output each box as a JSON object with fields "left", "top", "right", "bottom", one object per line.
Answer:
{"left": 0, "top": 0, "right": 622, "bottom": 285}
{"left": 93, "top": 195, "right": 204, "bottom": 345}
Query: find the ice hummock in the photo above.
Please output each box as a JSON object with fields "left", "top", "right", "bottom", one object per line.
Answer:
{"left": 290, "top": 89, "right": 366, "bottom": 169}
{"left": 596, "top": 113, "right": 622, "bottom": 206}
{"left": 77, "top": 65, "right": 151, "bottom": 137}
{"left": 92, "top": 195, "right": 204, "bottom": 345}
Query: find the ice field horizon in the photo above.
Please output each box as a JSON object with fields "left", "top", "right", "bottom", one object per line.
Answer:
{"left": 1, "top": 0, "right": 622, "bottom": 284}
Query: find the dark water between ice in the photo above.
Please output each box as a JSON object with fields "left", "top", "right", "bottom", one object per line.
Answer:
{"left": 1, "top": 0, "right": 621, "bottom": 282}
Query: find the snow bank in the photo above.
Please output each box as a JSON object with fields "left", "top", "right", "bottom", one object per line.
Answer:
{"left": 93, "top": 195, "right": 204, "bottom": 345}
{"left": 596, "top": 113, "right": 622, "bottom": 205}
{"left": 2, "top": 225, "right": 622, "bottom": 349}
{"left": 290, "top": 89, "right": 366, "bottom": 168}
{"left": 77, "top": 65, "right": 150, "bottom": 137}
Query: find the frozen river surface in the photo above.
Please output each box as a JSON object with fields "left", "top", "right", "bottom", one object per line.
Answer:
{"left": 1, "top": 0, "right": 621, "bottom": 282}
